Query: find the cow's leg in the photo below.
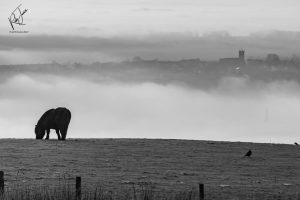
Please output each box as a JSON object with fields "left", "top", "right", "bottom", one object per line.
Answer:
{"left": 55, "top": 129, "right": 61, "bottom": 140}
{"left": 60, "top": 126, "right": 68, "bottom": 140}
{"left": 45, "top": 129, "right": 50, "bottom": 140}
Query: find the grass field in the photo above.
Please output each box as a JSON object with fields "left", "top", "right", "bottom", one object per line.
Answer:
{"left": 0, "top": 139, "right": 299, "bottom": 199}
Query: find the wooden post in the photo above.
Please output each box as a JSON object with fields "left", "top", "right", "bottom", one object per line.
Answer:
{"left": 199, "top": 183, "right": 204, "bottom": 200}
{"left": 0, "top": 171, "right": 4, "bottom": 195}
{"left": 76, "top": 176, "right": 81, "bottom": 200}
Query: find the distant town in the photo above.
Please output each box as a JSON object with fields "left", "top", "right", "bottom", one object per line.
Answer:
{"left": 127, "top": 50, "right": 300, "bottom": 69}
{"left": 1, "top": 50, "right": 300, "bottom": 89}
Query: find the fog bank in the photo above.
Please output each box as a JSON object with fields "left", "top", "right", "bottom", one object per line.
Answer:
{"left": 1, "top": 73, "right": 300, "bottom": 143}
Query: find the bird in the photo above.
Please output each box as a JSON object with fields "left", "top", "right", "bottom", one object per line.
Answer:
{"left": 244, "top": 149, "right": 252, "bottom": 157}
{"left": 295, "top": 142, "right": 299, "bottom": 146}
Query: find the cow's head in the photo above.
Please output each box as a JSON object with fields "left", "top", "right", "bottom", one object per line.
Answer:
{"left": 35, "top": 125, "right": 45, "bottom": 139}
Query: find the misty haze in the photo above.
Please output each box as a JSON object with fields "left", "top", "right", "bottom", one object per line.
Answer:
{"left": 1, "top": 54, "right": 300, "bottom": 143}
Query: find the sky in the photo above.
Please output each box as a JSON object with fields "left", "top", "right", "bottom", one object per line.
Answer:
{"left": 1, "top": 0, "right": 300, "bottom": 64}
{"left": 0, "top": 1, "right": 300, "bottom": 143}
{"left": 1, "top": 0, "right": 300, "bottom": 36}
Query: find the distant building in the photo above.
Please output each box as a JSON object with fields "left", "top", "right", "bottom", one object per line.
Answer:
{"left": 132, "top": 56, "right": 143, "bottom": 62}
{"left": 219, "top": 50, "right": 246, "bottom": 66}
{"left": 265, "top": 53, "right": 281, "bottom": 66}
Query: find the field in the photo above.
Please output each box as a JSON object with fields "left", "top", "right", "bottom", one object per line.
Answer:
{"left": 0, "top": 139, "right": 299, "bottom": 199}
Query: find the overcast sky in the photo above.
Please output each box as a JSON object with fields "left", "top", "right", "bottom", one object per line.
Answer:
{"left": 1, "top": 0, "right": 300, "bottom": 64}
{"left": 1, "top": 0, "right": 300, "bottom": 36}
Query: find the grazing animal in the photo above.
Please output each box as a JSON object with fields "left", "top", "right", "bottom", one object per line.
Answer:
{"left": 35, "top": 107, "right": 71, "bottom": 140}
{"left": 295, "top": 142, "right": 299, "bottom": 146}
{"left": 244, "top": 149, "right": 252, "bottom": 157}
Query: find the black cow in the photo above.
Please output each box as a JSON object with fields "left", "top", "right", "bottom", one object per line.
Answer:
{"left": 35, "top": 107, "right": 71, "bottom": 140}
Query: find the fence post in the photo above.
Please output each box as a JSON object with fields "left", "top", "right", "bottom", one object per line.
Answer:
{"left": 199, "top": 183, "right": 204, "bottom": 200}
{"left": 0, "top": 171, "right": 4, "bottom": 195}
{"left": 76, "top": 176, "right": 81, "bottom": 200}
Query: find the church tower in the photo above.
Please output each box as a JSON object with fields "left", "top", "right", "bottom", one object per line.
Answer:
{"left": 239, "top": 50, "right": 245, "bottom": 61}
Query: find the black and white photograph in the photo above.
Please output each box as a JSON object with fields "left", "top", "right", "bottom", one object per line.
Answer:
{"left": 0, "top": 0, "right": 300, "bottom": 199}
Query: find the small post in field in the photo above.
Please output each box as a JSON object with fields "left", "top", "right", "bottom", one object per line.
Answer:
{"left": 76, "top": 176, "right": 81, "bottom": 200}
{"left": 0, "top": 171, "right": 4, "bottom": 194}
{"left": 199, "top": 183, "right": 204, "bottom": 200}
